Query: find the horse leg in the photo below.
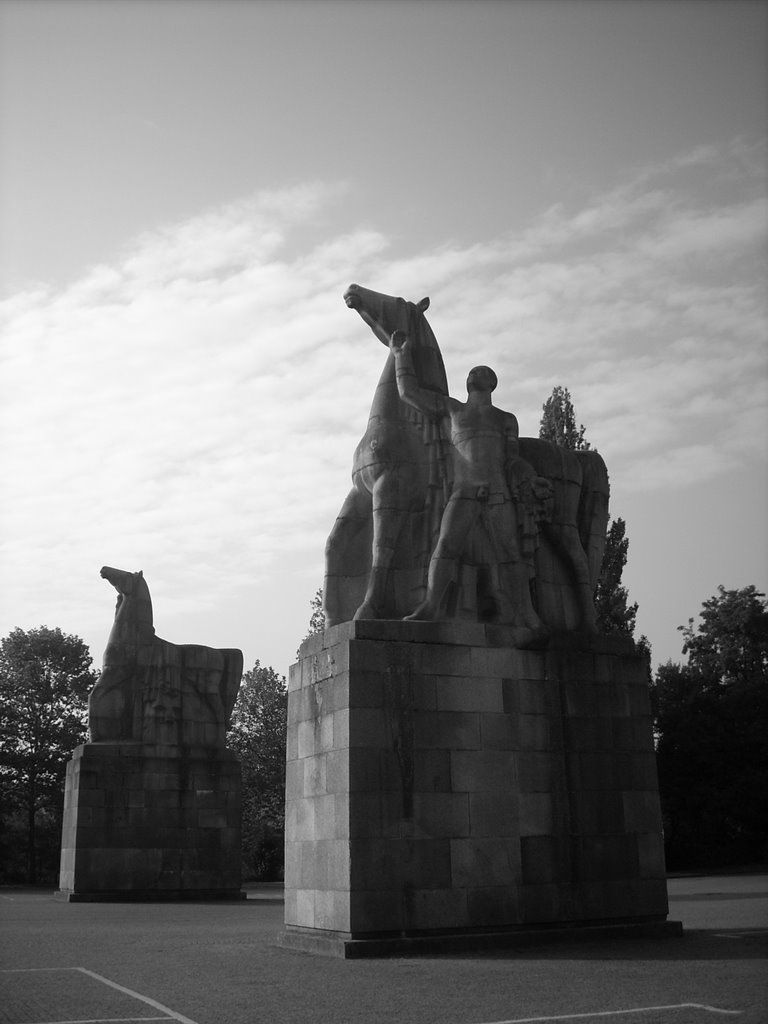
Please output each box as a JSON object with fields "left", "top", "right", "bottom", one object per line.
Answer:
{"left": 355, "top": 474, "right": 411, "bottom": 620}
{"left": 543, "top": 521, "right": 598, "bottom": 632}
{"left": 324, "top": 485, "right": 373, "bottom": 626}
{"left": 88, "top": 663, "right": 135, "bottom": 741}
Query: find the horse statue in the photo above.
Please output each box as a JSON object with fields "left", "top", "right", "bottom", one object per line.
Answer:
{"left": 324, "top": 284, "right": 610, "bottom": 633}
{"left": 324, "top": 284, "right": 450, "bottom": 625}
{"left": 88, "top": 566, "right": 243, "bottom": 747}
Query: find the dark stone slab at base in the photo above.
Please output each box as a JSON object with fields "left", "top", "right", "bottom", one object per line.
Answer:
{"left": 286, "top": 621, "right": 676, "bottom": 944}
{"left": 278, "top": 918, "right": 683, "bottom": 959}
{"left": 54, "top": 888, "right": 246, "bottom": 902}
{"left": 59, "top": 742, "right": 242, "bottom": 901}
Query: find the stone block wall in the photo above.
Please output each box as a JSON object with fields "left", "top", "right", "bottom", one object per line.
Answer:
{"left": 284, "top": 621, "right": 668, "bottom": 939}
{"left": 58, "top": 743, "right": 242, "bottom": 900}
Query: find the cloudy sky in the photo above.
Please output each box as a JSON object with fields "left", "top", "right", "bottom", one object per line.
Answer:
{"left": 1, "top": 0, "right": 766, "bottom": 678}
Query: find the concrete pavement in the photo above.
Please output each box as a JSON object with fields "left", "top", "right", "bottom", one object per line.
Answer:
{"left": 0, "top": 874, "right": 765, "bottom": 1024}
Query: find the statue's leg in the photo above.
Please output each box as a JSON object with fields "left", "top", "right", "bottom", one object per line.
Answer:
{"left": 487, "top": 504, "right": 545, "bottom": 630}
{"left": 543, "top": 521, "right": 598, "bottom": 632}
{"left": 324, "top": 485, "right": 373, "bottom": 626}
{"left": 405, "top": 493, "right": 477, "bottom": 621}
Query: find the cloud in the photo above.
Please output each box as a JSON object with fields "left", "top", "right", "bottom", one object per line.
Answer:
{"left": 1, "top": 141, "right": 766, "bottom": 670}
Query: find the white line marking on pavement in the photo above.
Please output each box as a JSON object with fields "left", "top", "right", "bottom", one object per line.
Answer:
{"left": 475, "top": 1004, "right": 743, "bottom": 1023}
{"left": 23, "top": 1018, "right": 170, "bottom": 1023}
{"left": 78, "top": 969, "right": 201, "bottom": 1024}
{"left": 0, "top": 967, "right": 200, "bottom": 1024}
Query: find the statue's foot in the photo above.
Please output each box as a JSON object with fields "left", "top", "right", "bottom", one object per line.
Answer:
{"left": 403, "top": 598, "right": 440, "bottom": 621}
{"left": 354, "top": 600, "right": 382, "bottom": 621}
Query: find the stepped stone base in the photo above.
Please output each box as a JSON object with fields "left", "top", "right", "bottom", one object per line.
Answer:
{"left": 282, "top": 620, "right": 679, "bottom": 954}
{"left": 58, "top": 742, "right": 242, "bottom": 901}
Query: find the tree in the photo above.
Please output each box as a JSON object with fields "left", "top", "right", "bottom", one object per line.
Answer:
{"left": 539, "top": 385, "right": 591, "bottom": 450}
{"left": 652, "top": 586, "right": 768, "bottom": 869}
{"left": 679, "top": 584, "right": 768, "bottom": 689}
{"left": 0, "top": 627, "right": 95, "bottom": 883}
{"left": 593, "top": 517, "right": 638, "bottom": 637}
{"left": 297, "top": 587, "right": 326, "bottom": 659}
{"left": 227, "top": 661, "right": 287, "bottom": 881}
{"left": 538, "top": 385, "right": 637, "bottom": 637}
{"left": 304, "top": 588, "right": 326, "bottom": 641}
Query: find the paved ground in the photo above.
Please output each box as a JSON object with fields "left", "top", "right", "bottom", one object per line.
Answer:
{"left": 0, "top": 874, "right": 765, "bottom": 1024}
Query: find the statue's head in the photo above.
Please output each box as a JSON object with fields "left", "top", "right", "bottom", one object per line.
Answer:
{"left": 466, "top": 366, "right": 498, "bottom": 394}
{"left": 101, "top": 566, "right": 143, "bottom": 595}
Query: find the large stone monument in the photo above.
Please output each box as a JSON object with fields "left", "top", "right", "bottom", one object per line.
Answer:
{"left": 281, "top": 284, "right": 678, "bottom": 955}
{"left": 58, "top": 566, "right": 243, "bottom": 901}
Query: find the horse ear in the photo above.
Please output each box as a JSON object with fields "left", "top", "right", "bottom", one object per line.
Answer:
{"left": 138, "top": 570, "right": 143, "bottom": 578}
{"left": 417, "top": 296, "right": 430, "bottom": 312}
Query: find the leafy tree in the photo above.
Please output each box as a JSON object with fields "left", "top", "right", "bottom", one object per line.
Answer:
{"left": 0, "top": 627, "right": 95, "bottom": 883}
{"left": 652, "top": 586, "right": 768, "bottom": 869}
{"left": 305, "top": 588, "right": 326, "bottom": 641}
{"left": 227, "top": 661, "right": 287, "bottom": 881}
{"left": 593, "top": 517, "right": 638, "bottom": 637}
{"left": 538, "top": 385, "right": 637, "bottom": 637}
{"left": 297, "top": 587, "right": 326, "bottom": 658}
{"left": 539, "top": 385, "right": 591, "bottom": 450}
{"left": 680, "top": 584, "right": 768, "bottom": 688}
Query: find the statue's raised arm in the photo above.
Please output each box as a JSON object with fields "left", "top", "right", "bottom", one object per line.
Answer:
{"left": 390, "top": 329, "right": 452, "bottom": 422}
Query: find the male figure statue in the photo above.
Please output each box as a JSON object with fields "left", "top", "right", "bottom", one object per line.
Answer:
{"left": 390, "top": 330, "right": 546, "bottom": 629}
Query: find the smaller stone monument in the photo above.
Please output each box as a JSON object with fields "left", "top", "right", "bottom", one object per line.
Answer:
{"left": 58, "top": 567, "right": 244, "bottom": 901}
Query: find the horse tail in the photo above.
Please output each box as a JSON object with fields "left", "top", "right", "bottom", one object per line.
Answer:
{"left": 576, "top": 450, "right": 610, "bottom": 589}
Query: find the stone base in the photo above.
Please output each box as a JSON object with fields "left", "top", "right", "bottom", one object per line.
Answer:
{"left": 279, "top": 917, "right": 683, "bottom": 959}
{"left": 58, "top": 742, "right": 242, "bottom": 900}
{"left": 285, "top": 620, "right": 677, "bottom": 945}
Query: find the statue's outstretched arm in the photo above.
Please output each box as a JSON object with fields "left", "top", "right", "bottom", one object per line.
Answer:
{"left": 390, "top": 331, "right": 448, "bottom": 420}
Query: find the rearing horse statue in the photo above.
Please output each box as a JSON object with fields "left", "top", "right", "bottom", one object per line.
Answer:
{"left": 324, "top": 284, "right": 450, "bottom": 624}
{"left": 324, "top": 284, "right": 610, "bottom": 632}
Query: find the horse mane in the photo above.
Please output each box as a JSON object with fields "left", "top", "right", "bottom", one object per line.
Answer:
{"left": 407, "top": 302, "right": 448, "bottom": 395}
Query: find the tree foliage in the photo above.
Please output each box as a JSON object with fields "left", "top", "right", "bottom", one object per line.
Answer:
{"left": 593, "top": 517, "right": 638, "bottom": 637}
{"left": 652, "top": 586, "right": 768, "bottom": 869}
{"left": 227, "top": 661, "right": 287, "bottom": 881}
{"left": 539, "top": 385, "right": 591, "bottom": 450}
{"left": 304, "top": 588, "right": 326, "bottom": 641}
{"left": 0, "top": 627, "right": 95, "bottom": 883}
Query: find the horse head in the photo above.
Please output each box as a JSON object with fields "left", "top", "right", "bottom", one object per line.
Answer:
{"left": 344, "top": 283, "right": 448, "bottom": 395}
{"left": 101, "top": 565, "right": 144, "bottom": 596}
{"left": 100, "top": 565, "right": 154, "bottom": 637}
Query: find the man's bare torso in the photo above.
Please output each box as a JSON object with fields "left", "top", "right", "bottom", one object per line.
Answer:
{"left": 446, "top": 399, "right": 518, "bottom": 489}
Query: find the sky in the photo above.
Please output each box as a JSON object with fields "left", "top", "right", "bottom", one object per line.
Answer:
{"left": 1, "top": 0, "right": 766, "bottom": 680}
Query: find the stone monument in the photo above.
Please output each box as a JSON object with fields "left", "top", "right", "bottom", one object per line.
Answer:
{"left": 281, "top": 284, "right": 678, "bottom": 955}
{"left": 58, "top": 566, "right": 244, "bottom": 901}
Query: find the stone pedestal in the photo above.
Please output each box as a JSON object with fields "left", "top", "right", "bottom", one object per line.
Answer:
{"left": 281, "top": 621, "right": 678, "bottom": 956}
{"left": 58, "top": 743, "right": 242, "bottom": 901}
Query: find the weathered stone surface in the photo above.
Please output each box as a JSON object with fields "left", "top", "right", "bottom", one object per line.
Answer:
{"left": 58, "top": 568, "right": 244, "bottom": 900}
{"left": 283, "top": 623, "right": 671, "bottom": 944}
{"left": 324, "top": 284, "right": 610, "bottom": 632}
{"left": 88, "top": 566, "right": 242, "bottom": 747}
{"left": 58, "top": 743, "right": 242, "bottom": 900}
